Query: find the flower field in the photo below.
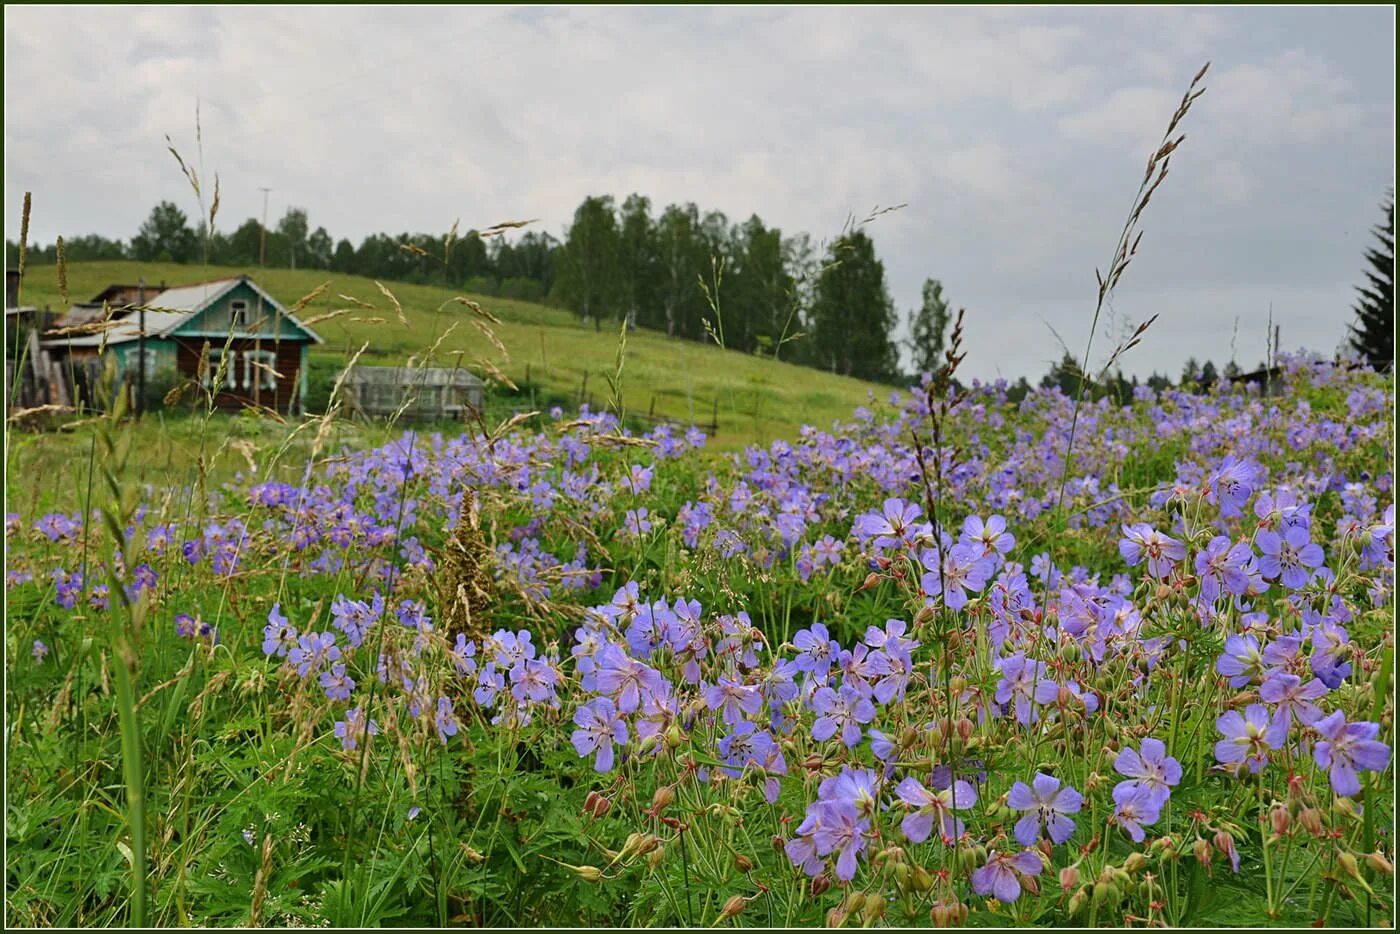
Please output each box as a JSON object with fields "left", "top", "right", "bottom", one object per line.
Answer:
{"left": 4, "top": 352, "right": 1395, "bottom": 928}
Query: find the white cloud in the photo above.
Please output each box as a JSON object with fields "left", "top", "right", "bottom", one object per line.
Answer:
{"left": 1056, "top": 86, "right": 1182, "bottom": 153}
{"left": 3, "top": 6, "right": 1393, "bottom": 383}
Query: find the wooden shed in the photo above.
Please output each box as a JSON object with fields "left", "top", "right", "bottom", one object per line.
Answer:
{"left": 42, "top": 275, "right": 322, "bottom": 413}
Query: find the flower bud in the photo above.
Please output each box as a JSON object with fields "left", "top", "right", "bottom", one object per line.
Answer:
{"left": 651, "top": 786, "right": 675, "bottom": 813}
{"left": 900, "top": 725, "right": 920, "bottom": 748}
{"left": 1067, "top": 889, "right": 1088, "bottom": 918}
{"left": 582, "top": 791, "right": 612, "bottom": 820}
{"left": 912, "top": 865, "right": 934, "bottom": 893}
{"left": 1060, "top": 642, "right": 1081, "bottom": 663}
{"left": 634, "top": 834, "right": 660, "bottom": 857}
{"left": 1337, "top": 852, "right": 1361, "bottom": 880}
{"left": 1021, "top": 875, "right": 1040, "bottom": 897}
{"left": 893, "top": 862, "right": 911, "bottom": 889}
{"left": 825, "top": 907, "right": 846, "bottom": 928}
{"left": 665, "top": 724, "right": 685, "bottom": 749}
{"left": 949, "top": 675, "right": 967, "bottom": 695}
{"left": 1213, "top": 831, "right": 1236, "bottom": 858}
{"left": 1299, "top": 807, "right": 1324, "bottom": 836}
{"left": 718, "top": 895, "right": 747, "bottom": 921}
{"left": 1366, "top": 851, "right": 1394, "bottom": 876}
{"left": 914, "top": 604, "right": 937, "bottom": 627}
{"left": 811, "top": 873, "right": 832, "bottom": 897}
{"left": 734, "top": 853, "right": 754, "bottom": 874}
{"left": 862, "top": 894, "right": 886, "bottom": 924}
{"left": 572, "top": 864, "right": 603, "bottom": 882}
{"left": 1124, "top": 852, "right": 1148, "bottom": 873}
{"left": 1060, "top": 865, "right": 1080, "bottom": 892}
{"left": 1091, "top": 880, "right": 1118, "bottom": 908}
{"left": 1193, "top": 838, "right": 1213, "bottom": 868}
{"left": 647, "top": 845, "right": 665, "bottom": 870}
{"left": 844, "top": 892, "right": 866, "bottom": 915}
{"left": 1333, "top": 797, "right": 1359, "bottom": 820}
{"left": 772, "top": 834, "right": 787, "bottom": 854}
{"left": 1270, "top": 805, "right": 1290, "bottom": 835}
{"left": 929, "top": 898, "right": 965, "bottom": 928}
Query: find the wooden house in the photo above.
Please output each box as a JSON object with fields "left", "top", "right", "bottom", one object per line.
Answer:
{"left": 42, "top": 275, "right": 323, "bottom": 413}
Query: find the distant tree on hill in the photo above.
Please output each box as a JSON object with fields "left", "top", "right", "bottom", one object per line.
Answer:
{"left": 906, "top": 278, "right": 951, "bottom": 378}
{"left": 1041, "top": 352, "right": 1084, "bottom": 397}
{"left": 277, "top": 208, "right": 310, "bottom": 269}
{"left": 1348, "top": 190, "right": 1394, "bottom": 371}
{"left": 655, "top": 202, "right": 706, "bottom": 339}
{"left": 555, "top": 195, "right": 622, "bottom": 330}
{"left": 1006, "top": 376, "right": 1034, "bottom": 404}
{"left": 729, "top": 215, "right": 794, "bottom": 355}
{"left": 131, "top": 201, "right": 197, "bottom": 264}
{"left": 220, "top": 218, "right": 263, "bottom": 266}
{"left": 306, "top": 227, "right": 333, "bottom": 270}
{"left": 331, "top": 239, "right": 356, "bottom": 273}
{"left": 808, "top": 230, "right": 901, "bottom": 383}
{"left": 617, "top": 194, "right": 658, "bottom": 332}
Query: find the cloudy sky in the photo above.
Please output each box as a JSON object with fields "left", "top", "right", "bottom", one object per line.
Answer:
{"left": 4, "top": 6, "right": 1394, "bottom": 382}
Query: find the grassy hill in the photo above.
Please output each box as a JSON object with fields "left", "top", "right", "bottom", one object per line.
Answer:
{"left": 15, "top": 260, "right": 883, "bottom": 448}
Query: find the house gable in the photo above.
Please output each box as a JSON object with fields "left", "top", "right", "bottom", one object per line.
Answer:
{"left": 167, "top": 278, "right": 322, "bottom": 343}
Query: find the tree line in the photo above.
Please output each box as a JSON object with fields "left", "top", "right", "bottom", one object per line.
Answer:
{"left": 10, "top": 187, "right": 1393, "bottom": 384}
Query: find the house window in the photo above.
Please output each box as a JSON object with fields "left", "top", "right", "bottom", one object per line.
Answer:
{"left": 201, "top": 349, "right": 229, "bottom": 390}
{"left": 230, "top": 300, "right": 249, "bottom": 328}
{"left": 244, "top": 350, "right": 278, "bottom": 392}
{"left": 124, "top": 347, "right": 159, "bottom": 380}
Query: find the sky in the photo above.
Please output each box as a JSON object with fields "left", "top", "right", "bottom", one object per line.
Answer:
{"left": 4, "top": 5, "right": 1395, "bottom": 383}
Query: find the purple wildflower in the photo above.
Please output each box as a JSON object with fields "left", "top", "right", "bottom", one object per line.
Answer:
{"left": 1008, "top": 772, "right": 1082, "bottom": 846}
{"left": 971, "top": 849, "right": 1044, "bottom": 903}
{"left": 1113, "top": 738, "right": 1181, "bottom": 807}
{"left": 1312, "top": 711, "right": 1391, "bottom": 797}
{"left": 571, "top": 697, "right": 628, "bottom": 773}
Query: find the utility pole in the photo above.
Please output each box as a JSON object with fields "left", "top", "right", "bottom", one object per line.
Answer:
{"left": 256, "top": 187, "right": 271, "bottom": 408}
{"left": 136, "top": 277, "right": 146, "bottom": 417}
{"left": 258, "top": 187, "right": 272, "bottom": 267}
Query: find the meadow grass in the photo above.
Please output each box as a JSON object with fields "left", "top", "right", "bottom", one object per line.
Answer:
{"left": 5, "top": 63, "right": 1394, "bottom": 931}
{"left": 16, "top": 259, "right": 885, "bottom": 449}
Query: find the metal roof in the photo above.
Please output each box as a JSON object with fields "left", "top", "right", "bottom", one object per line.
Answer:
{"left": 42, "top": 310, "right": 188, "bottom": 347}
{"left": 42, "top": 275, "right": 324, "bottom": 349}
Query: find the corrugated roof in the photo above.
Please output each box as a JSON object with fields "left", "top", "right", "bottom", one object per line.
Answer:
{"left": 146, "top": 278, "right": 242, "bottom": 317}
{"left": 42, "top": 310, "right": 188, "bottom": 348}
{"left": 42, "top": 275, "right": 323, "bottom": 348}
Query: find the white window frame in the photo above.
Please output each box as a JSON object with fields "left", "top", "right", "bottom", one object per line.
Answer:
{"left": 201, "top": 349, "right": 230, "bottom": 390}
{"left": 244, "top": 350, "right": 277, "bottom": 392}
{"left": 124, "top": 347, "right": 159, "bottom": 381}
{"left": 230, "top": 300, "right": 249, "bottom": 329}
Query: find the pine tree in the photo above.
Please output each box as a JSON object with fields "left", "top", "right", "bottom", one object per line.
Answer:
{"left": 808, "top": 231, "right": 901, "bottom": 383}
{"left": 1348, "top": 190, "right": 1394, "bottom": 371}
